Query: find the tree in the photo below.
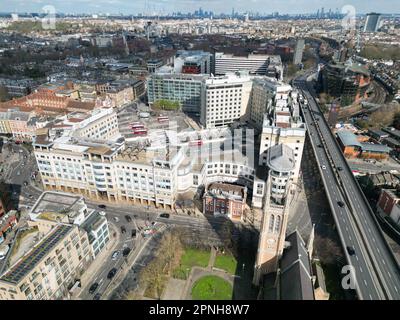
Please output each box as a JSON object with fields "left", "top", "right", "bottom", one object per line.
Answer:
{"left": 393, "top": 112, "right": 400, "bottom": 130}
{"left": 314, "top": 235, "right": 342, "bottom": 265}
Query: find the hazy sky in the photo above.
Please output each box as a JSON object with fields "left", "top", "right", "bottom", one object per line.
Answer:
{"left": 1, "top": 0, "right": 399, "bottom": 15}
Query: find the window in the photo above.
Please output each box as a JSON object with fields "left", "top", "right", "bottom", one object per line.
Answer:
{"left": 268, "top": 215, "right": 275, "bottom": 233}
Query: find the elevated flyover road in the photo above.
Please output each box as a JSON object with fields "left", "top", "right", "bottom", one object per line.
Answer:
{"left": 294, "top": 74, "right": 400, "bottom": 300}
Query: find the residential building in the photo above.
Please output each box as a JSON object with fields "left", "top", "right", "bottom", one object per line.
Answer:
{"left": 320, "top": 62, "right": 371, "bottom": 106}
{"left": 293, "top": 39, "right": 305, "bottom": 65}
{"left": 0, "top": 190, "right": 110, "bottom": 300}
{"left": 364, "top": 13, "right": 381, "bottom": 33}
{"left": 0, "top": 223, "right": 92, "bottom": 300}
{"left": 250, "top": 78, "right": 291, "bottom": 130}
{"left": 258, "top": 88, "right": 305, "bottom": 183}
{"left": 80, "top": 211, "right": 110, "bottom": 259}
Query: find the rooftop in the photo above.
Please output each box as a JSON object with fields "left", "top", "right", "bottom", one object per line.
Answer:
{"left": 280, "top": 230, "right": 314, "bottom": 300}
{"left": 1, "top": 224, "right": 72, "bottom": 284}
{"left": 30, "top": 191, "right": 85, "bottom": 218}
{"left": 267, "top": 144, "right": 295, "bottom": 172}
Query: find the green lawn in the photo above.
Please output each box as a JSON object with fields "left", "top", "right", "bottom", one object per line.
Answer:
{"left": 173, "top": 248, "right": 210, "bottom": 279}
{"left": 191, "top": 275, "right": 233, "bottom": 300}
{"left": 214, "top": 254, "right": 237, "bottom": 275}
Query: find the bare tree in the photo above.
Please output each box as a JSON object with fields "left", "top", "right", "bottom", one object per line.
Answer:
{"left": 314, "top": 235, "right": 343, "bottom": 265}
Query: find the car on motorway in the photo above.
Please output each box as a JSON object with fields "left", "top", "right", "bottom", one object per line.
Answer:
{"left": 98, "top": 204, "right": 107, "bottom": 209}
{"left": 125, "top": 215, "right": 132, "bottom": 223}
{"left": 337, "top": 201, "right": 345, "bottom": 208}
{"left": 321, "top": 165, "right": 327, "bottom": 170}
{"left": 337, "top": 166, "right": 343, "bottom": 171}
{"left": 111, "top": 250, "right": 120, "bottom": 260}
{"left": 346, "top": 246, "right": 356, "bottom": 256}
{"left": 93, "top": 293, "right": 102, "bottom": 300}
{"left": 317, "top": 144, "right": 323, "bottom": 148}
{"left": 89, "top": 282, "right": 99, "bottom": 294}
{"left": 159, "top": 213, "right": 170, "bottom": 219}
{"left": 107, "top": 268, "right": 117, "bottom": 279}
{"left": 131, "top": 229, "right": 137, "bottom": 238}
{"left": 123, "top": 247, "right": 131, "bottom": 257}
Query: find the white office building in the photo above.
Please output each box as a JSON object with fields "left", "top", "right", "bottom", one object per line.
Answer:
{"left": 215, "top": 53, "right": 283, "bottom": 79}
{"left": 201, "top": 73, "right": 253, "bottom": 128}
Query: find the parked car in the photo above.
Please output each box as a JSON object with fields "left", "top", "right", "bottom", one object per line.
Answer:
{"left": 107, "top": 268, "right": 117, "bottom": 279}
{"left": 131, "top": 229, "right": 137, "bottom": 238}
{"left": 23, "top": 181, "right": 28, "bottom": 186}
{"left": 120, "top": 226, "right": 126, "bottom": 234}
{"left": 122, "top": 247, "right": 131, "bottom": 257}
{"left": 93, "top": 293, "right": 101, "bottom": 300}
{"left": 88, "top": 282, "right": 99, "bottom": 294}
{"left": 159, "top": 213, "right": 170, "bottom": 219}
{"left": 125, "top": 215, "right": 132, "bottom": 223}
{"left": 111, "top": 251, "right": 120, "bottom": 260}
{"left": 113, "top": 217, "right": 119, "bottom": 223}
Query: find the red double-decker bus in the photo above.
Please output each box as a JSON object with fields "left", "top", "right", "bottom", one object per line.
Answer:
{"left": 132, "top": 128, "right": 147, "bottom": 135}
{"left": 157, "top": 116, "right": 169, "bottom": 123}
{"left": 189, "top": 139, "right": 203, "bottom": 146}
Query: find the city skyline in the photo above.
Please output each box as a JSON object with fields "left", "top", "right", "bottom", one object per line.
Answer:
{"left": 1, "top": 0, "right": 400, "bottom": 15}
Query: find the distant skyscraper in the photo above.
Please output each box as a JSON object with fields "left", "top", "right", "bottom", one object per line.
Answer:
{"left": 293, "top": 39, "right": 305, "bottom": 65}
{"left": 363, "top": 13, "right": 381, "bottom": 32}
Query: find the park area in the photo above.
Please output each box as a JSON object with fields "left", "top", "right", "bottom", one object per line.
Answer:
{"left": 214, "top": 253, "right": 237, "bottom": 274}
{"left": 191, "top": 275, "right": 233, "bottom": 300}
{"left": 173, "top": 247, "right": 210, "bottom": 279}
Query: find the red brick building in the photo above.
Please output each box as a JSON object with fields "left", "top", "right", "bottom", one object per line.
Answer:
{"left": 0, "top": 91, "right": 95, "bottom": 116}
{"left": 377, "top": 189, "right": 400, "bottom": 215}
{"left": 0, "top": 198, "right": 5, "bottom": 218}
{"left": 203, "top": 183, "right": 247, "bottom": 221}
